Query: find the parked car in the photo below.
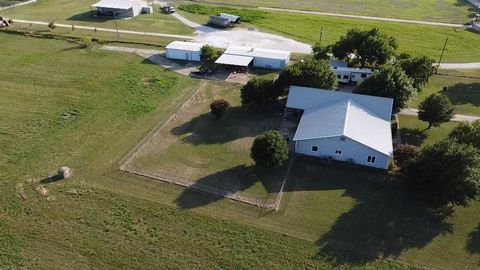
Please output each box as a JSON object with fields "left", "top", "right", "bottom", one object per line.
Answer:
{"left": 162, "top": 6, "right": 176, "bottom": 13}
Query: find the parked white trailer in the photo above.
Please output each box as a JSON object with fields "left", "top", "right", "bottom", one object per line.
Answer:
{"left": 165, "top": 41, "right": 204, "bottom": 61}
{"left": 332, "top": 67, "right": 372, "bottom": 84}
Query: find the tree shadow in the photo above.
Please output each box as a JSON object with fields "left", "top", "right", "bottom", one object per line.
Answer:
{"left": 455, "top": 0, "right": 478, "bottom": 14}
{"left": 399, "top": 127, "right": 427, "bottom": 146}
{"left": 40, "top": 175, "right": 61, "bottom": 184}
{"left": 443, "top": 82, "right": 480, "bottom": 108}
{"left": 170, "top": 106, "right": 281, "bottom": 145}
{"left": 66, "top": 11, "right": 111, "bottom": 23}
{"left": 467, "top": 224, "right": 480, "bottom": 254}
{"left": 174, "top": 164, "right": 285, "bottom": 209}
{"left": 284, "top": 156, "right": 453, "bottom": 265}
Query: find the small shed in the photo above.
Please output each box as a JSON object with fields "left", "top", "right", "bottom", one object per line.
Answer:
{"left": 91, "top": 0, "right": 147, "bottom": 18}
{"left": 209, "top": 15, "right": 231, "bottom": 28}
{"left": 165, "top": 41, "right": 204, "bottom": 61}
{"left": 220, "top": 13, "right": 241, "bottom": 23}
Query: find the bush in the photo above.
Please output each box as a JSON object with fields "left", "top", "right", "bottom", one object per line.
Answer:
{"left": 418, "top": 93, "right": 454, "bottom": 129}
{"left": 7, "top": 19, "right": 13, "bottom": 24}
{"left": 210, "top": 99, "right": 230, "bottom": 119}
{"left": 403, "top": 139, "right": 480, "bottom": 207}
{"left": 393, "top": 144, "right": 418, "bottom": 168}
{"left": 48, "top": 21, "right": 56, "bottom": 30}
{"left": 241, "top": 78, "right": 278, "bottom": 109}
{"left": 251, "top": 130, "right": 289, "bottom": 168}
{"left": 449, "top": 120, "right": 480, "bottom": 149}
{"left": 78, "top": 35, "right": 93, "bottom": 48}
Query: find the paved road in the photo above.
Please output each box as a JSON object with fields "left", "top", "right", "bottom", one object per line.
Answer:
{"left": 258, "top": 7, "right": 466, "bottom": 28}
{"left": 399, "top": 108, "right": 480, "bottom": 122}
{"left": 438, "top": 62, "right": 480, "bottom": 70}
{"left": 12, "top": 19, "right": 196, "bottom": 39}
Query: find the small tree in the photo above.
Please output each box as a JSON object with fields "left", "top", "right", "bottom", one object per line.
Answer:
{"left": 251, "top": 130, "right": 289, "bottom": 168}
{"left": 357, "top": 65, "right": 416, "bottom": 112}
{"left": 449, "top": 120, "right": 480, "bottom": 149}
{"left": 200, "top": 45, "right": 219, "bottom": 74}
{"left": 240, "top": 78, "right": 278, "bottom": 109}
{"left": 331, "top": 28, "right": 398, "bottom": 68}
{"left": 48, "top": 21, "right": 56, "bottom": 31}
{"left": 398, "top": 55, "right": 436, "bottom": 88}
{"left": 393, "top": 144, "right": 418, "bottom": 168}
{"left": 418, "top": 93, "right": 454, "bottom": 129}
{"left": 312, "top": 43, "right": 331, "bottom": 60}
{"left": 275, "top": 58, "right": 337, "bottom": 92}
{"left": 210, "top": 99, "right": 230, "bottom": 119}
{"left": 403, "top": 139, "right": 480, "bottom": 207}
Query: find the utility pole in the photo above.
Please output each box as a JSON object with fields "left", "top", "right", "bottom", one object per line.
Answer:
{"left": 151, "top": 0, "right": 156, "bottom": 24}
{"left": 436, "top": 37, "right": 448, "bottom": 74}
{"left": 319, "top": 27, "right": 323, "bottom": 46}
{"left": 113, "top": 12, "right": 120, "bottom": 41}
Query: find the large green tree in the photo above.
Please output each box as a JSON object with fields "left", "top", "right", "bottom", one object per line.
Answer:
{"left": 312, "top": 43, "right": 331, "bottom": 61}
{"left": 449, "top": 120, "right": 480, "bottom": 149}
{"left": 331, "top": 28, "right": 398, "bottom": 68}
{"left": 251, "top": 130, "right": 289, "bottom": 168}
{"left": 200, "top": 45, "right": 220, "bottom": 74}
{"left": 357, "top": 65, "right": 415, "bottom": 112}
{"left": 398, "top": 54, "right": 436, "bottom": 88}
{"left": 275, "top": 58, "right": 337, "bottom": 91}
{"left": 403, "top": 139, "right": 480, "bottom": 207}
{"left": 418, "top": 93, "right": 454, "bottom": 129}
{"left": 240, "top": 78, "right": 278, "bottom": 109}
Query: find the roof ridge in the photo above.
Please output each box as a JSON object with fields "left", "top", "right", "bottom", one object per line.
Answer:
{"left": 342, "top": 99, "right": 351, "bottom": 135}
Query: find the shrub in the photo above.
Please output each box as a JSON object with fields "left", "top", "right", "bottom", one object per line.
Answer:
{"left": 210, "top": 99, "right": 230, "bottom": 119}
{"left": 241, "top": 78, "right": 278, "bottom": 109}
{"left": 393, "top": 144, "right": 418, "bottom": 168}
{"left": 48, "top": 21, "right": 56, "bottom": 30}
{"left": 79, "top": 35, "right": 93, "bottom": 48}
{"left": 251, "top": 130, "right": 289, "bottom": 168}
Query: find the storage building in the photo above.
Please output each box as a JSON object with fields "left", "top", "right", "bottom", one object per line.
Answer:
{"left": 91, "top": 0, "right": 147, "bottom": 18}
{"left": 165, "top": 41, "right": 204, "bottom": 61}
{"left": 219, "top": 46, "right": 290, "bottom": 70}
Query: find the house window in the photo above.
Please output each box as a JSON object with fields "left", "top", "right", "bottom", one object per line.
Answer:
{"left": 337, "top": 75, "right": 341, "bottom": 79}
{"left": 335, "top": 150, "right": 342, "bottom": 155}
{"left": 367, "top": 155, "right": 376, "bottom": 164}
{"left": 343, "top": 75, "right": 349, "bottom": 80}
{"left": 311, "top": 146, "right": 319, "bottom": 152}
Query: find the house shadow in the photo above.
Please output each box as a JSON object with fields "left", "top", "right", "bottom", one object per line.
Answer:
{"left": 40, "top": 175, "right": 62, "bottom": 184}
{"left": 170, "top": 106, "right": 280, "bottom": 146}
{"left": 443, "top": 82, "right": 480, "bottom": 108}
{"left": 174, "top": 164, "right": 284, "bottom": 209}
{"left": 66, "top": 11, "right": 111, "bottom": 23}
{"left": 284, "top": 156, "right": 453, "bottom": 265}
{"left": 467, "top": 224, "right": 480, "bottom": 254}
{"left": 399, "top": 127, "right": 427, "bottom": 146}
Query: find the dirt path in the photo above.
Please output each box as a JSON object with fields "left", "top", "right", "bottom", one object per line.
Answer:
{"left": 399, "top": 108, "right": 480, "bottom": 122}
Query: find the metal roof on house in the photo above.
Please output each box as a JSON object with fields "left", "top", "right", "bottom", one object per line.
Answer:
{"left": 288, "top": 86, "right": 393, "bottom": 156}
{"left": 224, "top": 46, "right": 290, "bottom": 61}
{"left": 165, "top": 41, "right": 204, "bottom": 52}
{"left": 91, "top": 0, "right": 143, "bottom": 9}
{"left": 215, "top": 54, "right": 253, "bottom": 66}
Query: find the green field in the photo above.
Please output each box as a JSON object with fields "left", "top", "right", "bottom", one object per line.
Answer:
{"left": 1, "top": 0, "right": 193, "bottom": 35}
{"left": 190, "top": 0, "right": 478, "bottom": 23}
{"left": 177, "top": 4, "right": 480, "bottom": 63}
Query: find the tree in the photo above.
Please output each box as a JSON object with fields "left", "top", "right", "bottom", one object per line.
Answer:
{"left": 393, "top": 144, "right": 418, "bottom": 168}
{"left": 403, "top": 139, "right": 480, "bottom": 207}
{"left": 331, "top": 28, "right": 398, "bottom": 68}
{"left": 357, "top": 65, "right": 415, "bottom": 112}
{"left": 449, "top": 120, "right": 480, "bottom": 149}
{"left": 200, "top": 45, "right": 220, "bottom": 74}
{"left": 240, "top": 78, "right": 278, "bottom": 109}
{"left": 251, "top": 130, "right": 289, "bottom": 168}
{"left": 275, "top": 58, "right": 337, "bottom": 91}
{"left": 312, "top": 43, "right": 331, "bottom": 60}
{"left": 418, "top": 93, "right": 454, "bottom": 129}
{"left": 210, "top": 99, "right": 230, "bottom": 119}
{"left": 398, "top": 55, "right": 436, "bottom": 88}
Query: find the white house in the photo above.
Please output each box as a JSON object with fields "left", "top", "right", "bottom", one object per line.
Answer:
{"left": 220, "top": 46, "right": 290, "bottom": 70}
{"left": 286, "top": 86, "right": 394, "bottom": 170}
{"left": 165, "top": 41, "right": 204, "bottom": 61}
{"left": 91, "top": 0, "right": 147, "bottom": 18}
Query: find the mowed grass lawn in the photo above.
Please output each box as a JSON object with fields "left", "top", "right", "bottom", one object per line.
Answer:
{"left": 177, "top": 4, "right": 480, "bottom": 63}
{"left": 410, "top": 74, "right": 480, "bottom": 116}
{"left": 128, "top": 82, "right": 287, "bottom": 205}
{"left": 192, "top": 0, "right": 477, "bottom": 23}
{"left": 0, "top": 33, "right": 411, "bottom": 269}
{"left": 1, "top": 0, "right": 193, "bottom": 34}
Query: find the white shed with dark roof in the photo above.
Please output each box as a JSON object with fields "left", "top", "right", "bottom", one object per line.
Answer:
{"left": 286, "top": 86, "right": 394, "bottom": 169}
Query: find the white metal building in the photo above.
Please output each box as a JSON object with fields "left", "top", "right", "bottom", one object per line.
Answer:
{"left": 91, "top": 0, "right": 147, "bottom": 18}
{"left": 221, "top": 46, "right": 290, "bottom": 70}
{"left": 286, "top": 86, "right": 394, "bottom": 170}
{"left": 165, "top": 41, "right": 204, "bottom": 61}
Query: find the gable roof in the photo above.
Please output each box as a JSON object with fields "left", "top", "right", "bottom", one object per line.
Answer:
{"left": 166, "top": 41, "right": 204, "bottom": 52}
{"left": 288, "top": 86, "right": 393, "bottom": 156}
{"left": 224, "top": 46, "right": 290, "bottom": 61}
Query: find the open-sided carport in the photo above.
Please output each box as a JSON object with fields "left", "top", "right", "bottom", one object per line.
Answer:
{"left": 215, "top": 53, "right": 253, "bottom": 72}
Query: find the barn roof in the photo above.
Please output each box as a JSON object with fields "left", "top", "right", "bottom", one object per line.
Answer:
{"left": 220, "top": 13, "right": 240, "bottom": 22}
{"left": 224, "top": 46, "right": 290, "bottom": 61}
{"left": 165, "top": 41, "right": 204, "bottom": 52}
{"left": 91, "top": 0, "right": 143, "bottom": 9}
{"left": 288, "top": 86, "right": 393, "bottom": 156}
{"left": 215, "top": 54, "right": 253, "bottom": 66}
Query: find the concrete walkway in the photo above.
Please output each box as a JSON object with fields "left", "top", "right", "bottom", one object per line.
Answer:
{"left": 258, "top": 7, "right": 466, "bottom": 28}
{"left": 12, "top": 19, "right": 196, "bottom": 40}
{"left": 438, "top": 62, "right": 480, "bottom": 70}
{"left": 399, "top": 108, "right": 480, "bottom": 122}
